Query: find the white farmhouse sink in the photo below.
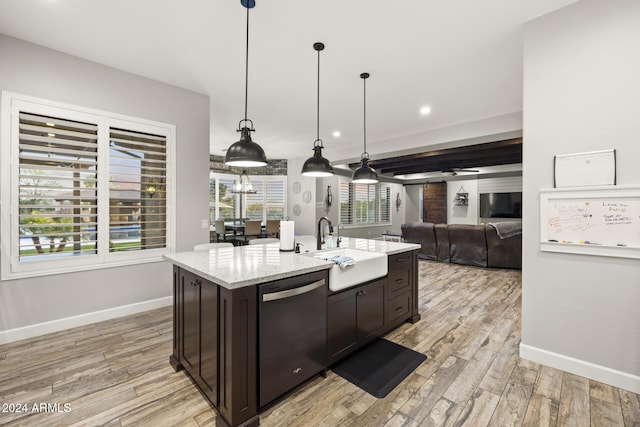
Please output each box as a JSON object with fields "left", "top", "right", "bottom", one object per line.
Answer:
{"left": 311, "top": 248, "right": 388, "bottom": 292}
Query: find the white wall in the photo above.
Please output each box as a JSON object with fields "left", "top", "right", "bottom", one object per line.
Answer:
{"left": 522, "top": 0, "right": 640, "bottom": 393}
{"left": 0, "top": 34, "right": 210, "bottom": 341}
{"left": 404, "top": 185, "right": 421, "bottom": 223}
{"left": 286, "top": 157, "right": 317, "bottom": 236}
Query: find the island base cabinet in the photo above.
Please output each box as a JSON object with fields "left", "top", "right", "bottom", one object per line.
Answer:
{"left": 327, "top": 278, "right": 385, "bottom": 365}
{"left": 171, "top": 266, "right": 258, "bottom": 427}
{"left": 173, "top": 267, "right": 218, "bottom": 406}
{"left": 217, "top": 285, "right": 258, "bottom": 427}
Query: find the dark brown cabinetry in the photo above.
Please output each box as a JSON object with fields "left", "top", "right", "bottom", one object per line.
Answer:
{"left": 171, "top": 266, "right": 258, "bottom": 427}
{"left": 170, "top": 248, "right": 419, "bottom": 427}
{"left": 177, "top": 268, "right": 218, "bottom": 405}
{"left": 327, "top": 278, "right": 385, "bottom": 364}
{"left": 385, "top": 252, "right": 418, "bottom": 329}
{"left": 326, "top": 250, "right": 420, "bottom": 366}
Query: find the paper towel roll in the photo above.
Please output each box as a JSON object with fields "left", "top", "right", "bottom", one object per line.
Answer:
{"left": 279, "top": 220, "right": 295, "bottom": 252}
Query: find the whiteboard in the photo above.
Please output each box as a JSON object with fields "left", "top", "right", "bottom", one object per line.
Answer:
{"left": 540, "top": 186, "right": 640, "bottom": 259}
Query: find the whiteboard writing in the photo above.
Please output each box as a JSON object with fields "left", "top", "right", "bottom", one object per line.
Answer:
{"left": 546, "top": 197, "right": 640, "bottom": 247}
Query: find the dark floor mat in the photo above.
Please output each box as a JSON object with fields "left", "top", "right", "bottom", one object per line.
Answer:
{"left": 332, "top": 339, "right": 427, "bottom": 398}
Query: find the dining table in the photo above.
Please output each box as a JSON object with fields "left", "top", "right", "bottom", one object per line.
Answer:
{"left": 224, "top": 220, "right": 266, "bottom": 244}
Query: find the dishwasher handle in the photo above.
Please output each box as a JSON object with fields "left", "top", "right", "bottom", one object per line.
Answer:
{"left": 262, "top": 279, "right": 326, "bottom": 302}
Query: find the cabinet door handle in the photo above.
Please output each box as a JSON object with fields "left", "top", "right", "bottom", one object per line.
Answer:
{"left": 190, "top": 280, "right": 201, "bottom": 287}
{"left": 395, "top": 278, "right": 404, "bottom": 283}
{"left": 396, "top": 258, "right": 407, "bottom": 262}
{"left": 395, "top": 306, "right": 404, "bottom": 313}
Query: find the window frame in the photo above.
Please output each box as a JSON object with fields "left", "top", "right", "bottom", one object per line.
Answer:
{"left": 338, "top": 177, "right": 392, "bottom": 228}
{"left": 1, "top": 91, "right": 177, "bottom": 280}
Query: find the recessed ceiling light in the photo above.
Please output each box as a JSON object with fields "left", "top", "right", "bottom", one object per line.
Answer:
{"left": 332, "top": 131, "right": 341, "bottom": 138}
{"left": 420, "top": 106, "right": 431, "bottom": 115}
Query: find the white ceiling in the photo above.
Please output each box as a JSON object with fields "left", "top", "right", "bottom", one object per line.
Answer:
{"left": 0, "top": 0, "right": 576, "bottom": 164}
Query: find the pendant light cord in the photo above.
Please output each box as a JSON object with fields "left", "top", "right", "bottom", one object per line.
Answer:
{"left": 363, "top": 76, "right": 367, "bottom": 155}
{"left": 244, "top": 4, "right": 250, "bottom": 123}
{"left": 316, "top": 48, "right": 320, "bottom": 142}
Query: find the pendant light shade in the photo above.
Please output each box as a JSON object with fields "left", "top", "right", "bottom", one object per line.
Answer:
{"left": 302, "top": 42, "right": 334, "bottom": 177}
{"left": 225, "top": 0, "right": 267, "bottom": 167}
{"left": 352, "top": 72, "right": 378, "bottom": 184}
{"left": 225, "top": 121, "right": 267, "bottom": 167}
{"left": 352, "top": 155, "right": 378, "bottom": 184}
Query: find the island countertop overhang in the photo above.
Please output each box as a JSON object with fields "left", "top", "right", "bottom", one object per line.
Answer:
{"left": 163, "top": 237, "right": 419, "bottom": 290}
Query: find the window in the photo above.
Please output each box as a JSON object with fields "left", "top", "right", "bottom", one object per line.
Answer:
{"left": 209, "top": 173, "right": 286, "bottom": 223}
{"left": 1, "top": 92, "right": 176, "bottom": 280}
{"left": 339, "top": 179, "right": 391, "bottom": 226}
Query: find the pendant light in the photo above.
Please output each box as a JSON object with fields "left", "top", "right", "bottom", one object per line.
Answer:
{"left": 224, "top": 0, "right": 267, "bottom": 167}
{"left": 301, "top": 42, "right": 334, "bottom": 177}
{"left": 351, "top": 72, "right": 379, "bottom": 184}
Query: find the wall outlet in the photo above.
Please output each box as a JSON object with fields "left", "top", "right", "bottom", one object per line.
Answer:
{"left": 202, "top": 219, "right": 209, "bottom": 229}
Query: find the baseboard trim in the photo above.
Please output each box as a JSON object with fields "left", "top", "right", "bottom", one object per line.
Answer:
{"left": 520, "top": 343, "right": 640, "bottom": 394}
{"left": 0, "top": 296, "right": 172, "bottom": 345}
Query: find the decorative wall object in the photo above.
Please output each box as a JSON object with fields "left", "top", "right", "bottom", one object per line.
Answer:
{"left": 554, "top": 149, "right": 616, "bottom": 188}
{"left": 454, "top": 186, "right": 468, "bottom": 206}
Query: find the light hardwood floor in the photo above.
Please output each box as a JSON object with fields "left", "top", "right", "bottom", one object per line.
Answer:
{"left": 1, "top": 261, "right": 639, "bottom": 426}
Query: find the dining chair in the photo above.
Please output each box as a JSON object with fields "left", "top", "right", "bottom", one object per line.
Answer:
{"left": 193, "top": 242, "right": 234, "bottom": 250}
{"left": 237, "top": 220, "right": 262, "bottom": 245}
{"left": 248, "top": 238, "right": 280, "bottom": 245}
{"left": 214, "top": 220, "right": 234, "bottom": 243}
{"left": 265, "top": 219, "right": 280, "bottom": 238}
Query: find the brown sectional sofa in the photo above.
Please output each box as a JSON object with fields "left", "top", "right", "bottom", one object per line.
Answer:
{"left": 401, "top": 222, "right": 522, "bottom": 269}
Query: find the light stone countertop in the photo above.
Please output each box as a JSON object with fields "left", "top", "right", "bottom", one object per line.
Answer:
{"left": 310, "top": 237, "right": 420, "bottom": 256}
{"left": 163, "top": 237, "right": 419, "bottom": 290}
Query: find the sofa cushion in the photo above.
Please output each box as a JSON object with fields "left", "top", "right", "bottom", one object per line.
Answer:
{"left": 434, "top": 223, "right": 450, "bottom": 263}
{"left": 401, "top": 222, "right": 437, "bottom": 260}
{"left": 486, "top": 223, "right": 522, "bottom": 269}
{"left": 448, "top": 224, "right": 488, "bottom": 267}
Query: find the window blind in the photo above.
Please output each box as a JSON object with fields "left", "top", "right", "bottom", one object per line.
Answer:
{"left": 265, "top": 180, "right": 285, "bottom": 219}
{"left": 380, "top": 185, "right": 391, "bottom": 223}
{"left": 339, "top": 181, "right": 352, "bottom": 224}
{"left": 340, "top": 180, "right": 391, "bottom": 226}
{"left": 18, "top": 112, "right": 99, "bottom": 259}
{"left": 210, "top": 174, "right": 286, "bottom": 222}
{"left": 109, "top": 127, "right": 167, "bottom": 252}
{"left": 245, "top": 180, "right": 264, "bottom": 220}
{"left": 218, "top": 177, "right": 237, "bottom": 219}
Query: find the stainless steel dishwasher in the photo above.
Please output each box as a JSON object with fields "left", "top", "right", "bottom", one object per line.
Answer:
{"left": 258, "top": 270, "right": 328, "bottom": 407}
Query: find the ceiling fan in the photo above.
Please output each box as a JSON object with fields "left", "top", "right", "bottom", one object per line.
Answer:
{"left": 441, "top": 168, "right": 479, "bottom": 176}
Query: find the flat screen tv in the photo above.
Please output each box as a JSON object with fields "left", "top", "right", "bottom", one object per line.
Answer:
{"left": 480, "top": 192, "right": 522, "bottom": 218}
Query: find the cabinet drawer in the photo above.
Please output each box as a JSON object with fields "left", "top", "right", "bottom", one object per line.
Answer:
{"left": 388, "top": 252, "right": 412, "bottom": 274}
{"left": 385, "top": 292, "right": 411, "bottom": 325}
{"left": 387, "top": 270, "right": 410, "bottom": 300}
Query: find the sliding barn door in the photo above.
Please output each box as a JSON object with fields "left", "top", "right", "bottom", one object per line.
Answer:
{"left": 423, "top": 182, "right": 447, "bottom": 224}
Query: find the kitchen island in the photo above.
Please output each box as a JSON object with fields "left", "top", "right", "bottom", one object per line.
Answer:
{"left": 164, "top": 238, "right": 420, "bottom": 427}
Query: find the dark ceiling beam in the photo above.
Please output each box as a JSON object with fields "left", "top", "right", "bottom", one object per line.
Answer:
{"left": 366, "top": 138, "right": 522, "bottom": 169}
{"left": 346, "top": 138, "right": 523, "bottom": 177}
{"left": 387, "top": 153, "right": 523, "bottom": 175}
{"left": 378, "top": 146, "right": 523, "bottom": 174}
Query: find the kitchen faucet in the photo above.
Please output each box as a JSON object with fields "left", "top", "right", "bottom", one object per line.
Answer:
{"left": 317, "top": 216, "right": 333, "bottom": 250}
